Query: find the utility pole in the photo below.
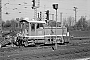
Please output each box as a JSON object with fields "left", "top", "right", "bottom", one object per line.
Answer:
{"left": 60, "top": 12, "right": 64, "bottom": 43}
{"left": 52, "top": 14, "right": 54, "bottom": 20}
{"left": 0, "top": 0, "right": 2, "bottom": 37}
{"left": 41, "top": 5, "right": 46, "bottom": 21}
{"left": 73, "top": 7, "right": 78, "bottom": 24}
{"left": 60, "top": 13, "right": 63, "bottom": 26}
{"left": 50, "top": 14, "right": 54, "bottom": 20}
{"left": 81, "top": 16, "right": 83, "bottom": 30}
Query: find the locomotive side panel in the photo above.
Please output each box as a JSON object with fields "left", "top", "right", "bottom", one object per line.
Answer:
{"left": 44, "top": 27, "right": 69, "bottom": 44}
{"left": 44, "top": 28, "right": 51, "bottom": 35}
{"left": 36, "top": 29, "right": 44, "bottom": 36}
{"left": 44, "top": 27, "right": 67, "bottom": 36}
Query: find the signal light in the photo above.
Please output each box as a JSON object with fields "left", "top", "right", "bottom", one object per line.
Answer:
{"left": 45, "top": 10, "right": 49, "bottom": 20}
{"left": 53, "top": 4, "right": 58, "bottom": 10}
{"left": 40, "top": 12, "right": 42, "bottom": 20}
{"left": 32, "top": 0, "right": 35, "bottom": 9}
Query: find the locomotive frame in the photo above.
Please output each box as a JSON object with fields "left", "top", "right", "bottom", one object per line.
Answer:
{"left": 17, "top": 18, "right": 70, "bottom": 46}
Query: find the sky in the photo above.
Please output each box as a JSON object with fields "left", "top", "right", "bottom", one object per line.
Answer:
{"left": 2, "top": 0, "right": 89, "bottom": 21}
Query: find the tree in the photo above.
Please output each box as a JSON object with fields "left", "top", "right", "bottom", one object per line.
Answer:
{"left": 67, "top": 16, "right": 75, "bottom": 27}
{"left": 20, "top": 17, "right": 24, "bottom": 21}
{"left": 48, "top": 20, "right": 62, "bottom": 27}
{"left": 2, "top": 21, "right": 5, "bottom": 27}
{"left": 87, "top": 19, "right": 90, "bottom": 26}
{"left": 48, "top": 20, "right": 56, "bottom": 27}
{"left": 63, "top": 18, "right": 67, "bottom": 26}
{"left": 10, "top": 19, "right": 18, "bottom": 31}
{"left": 75, "top": 16, "right": 88, "bottom": 31}
{"left": 4, "top": 20, "right": 11, "bottom": 27}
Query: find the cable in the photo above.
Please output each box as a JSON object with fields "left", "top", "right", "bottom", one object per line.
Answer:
{"left": 2, "top": 2, "right": 87, "bottom": 12}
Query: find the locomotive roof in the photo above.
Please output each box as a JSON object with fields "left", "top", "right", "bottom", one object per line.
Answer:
{"left": 28, "top": 20, "right": 46, "bottom": 24}
{"left": 44, "top": 26, "right": 66, "bottom": 29}
{"left": 20, "top": 19, "right": 46, "bottom": 24}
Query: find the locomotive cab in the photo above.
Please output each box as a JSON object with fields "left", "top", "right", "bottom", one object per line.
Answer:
{"left": 19, "top": 19, "right": 46, "bottom": 46}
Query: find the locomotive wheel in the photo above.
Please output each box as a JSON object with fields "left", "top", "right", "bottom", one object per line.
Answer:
{"left": 24, "top": 42, "right": 28, "bottom": 47}
{"left": 57, "top": 37, "right": 65, "bottom": 45}
{"left": 63, "top": 36, "right": 70, "bottom": 44}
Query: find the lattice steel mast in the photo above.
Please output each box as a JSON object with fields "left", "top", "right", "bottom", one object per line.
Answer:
{"left": 32, "top": 0, "right": 40, "bottom": 20}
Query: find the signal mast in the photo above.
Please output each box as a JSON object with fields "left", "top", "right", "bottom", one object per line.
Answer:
{"left": 31, "top": 0, "right": 40, "bottom": 36}
{"left": 32, "top": 0, "right": 40, "bottom": 21}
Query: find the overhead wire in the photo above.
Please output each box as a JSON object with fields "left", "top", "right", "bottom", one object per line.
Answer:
{"left": 2, "top": 1, "right": 88, "bottom": 17}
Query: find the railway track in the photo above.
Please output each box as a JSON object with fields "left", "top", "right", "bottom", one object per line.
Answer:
{"left": 1, "top": 42, "right": 90, "bottom": 60}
